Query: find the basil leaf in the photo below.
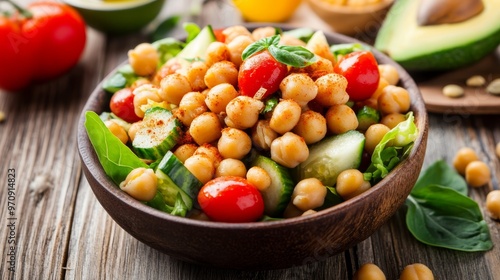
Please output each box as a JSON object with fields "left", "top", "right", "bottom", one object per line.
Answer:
{"left": 406, "top": 184, "right": 493, "bottom": 252}
{"left": 413, "top": 160, "right": 467, "bottom": 196}
{"left": 269, "top": 45, "right": 316, "bottom": 68}
{"left": 84, "top": 111, "right": 148, "bottom": 185}
{"left": 102, "top": 64, "right": 140, "bottom": 93}
{"left": 241, "top": 35, "right": 278, "bottom": 61}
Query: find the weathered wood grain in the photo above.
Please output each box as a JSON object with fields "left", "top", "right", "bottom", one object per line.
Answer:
{"left": 1, "top": 0, "right": 499, "bottom": 279}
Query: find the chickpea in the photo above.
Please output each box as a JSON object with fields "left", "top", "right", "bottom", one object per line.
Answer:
{"left": 205, "top": 83, "right": 239, "bottom": 113}
{"left": 279, "top": 34, "right": 307, "bottom": 47}
{"left": 216, "top": 158, "right": 247, "bottom": 178}
{"left": 204, "top": 61, "right": 239, "bottom": 88}
{"left": 364, "top": 124, "right": 391, "bottom": 154}
{"left": 128, "top": 43, "right": 159, "bottom": 76}
{"left": 360, "top": 77, "right": 390, "bottom": 110}
{"left": 270, "top": 99, "right": 302, "bottom": 134}
{"left": 465, "top": 161, "right": 491, "bottom": 188}
{"left": 194, "top": 144, "right": 223, "bottom": 168}
{"left": 246, "top": 166, "right": 272, "bottom": 191}
{"left": 378, "top": 64, "right": 399, "bottom": 85}
{"left": 119, "top": 168, "right": 157, "bottom": 202}
{"left": 251, "top": 120, "right": 279, "bottom": 151}
{"left": 380, "top": 113, "right": 406, "bottom": 129}
{"left": 399, "top": 263, "right": 434, "bottom": 280}
{"left": 280, "top": 73, "right": 318, "bottom": 107}
{"left": 292, "top": 178, "right": 327, "bottom": 211}
{"left": 293, "top": 56, "right": 334, "bottom": 81}
{"left": 133, "top": 84, "right": 163, "bottom": 118}
{"left": 452, "top": 147, "right": 479, "bottom": 175}
{"left": 486, "top": 190, "right": 500, "bottom": 220}
{"left": 185, "top": 61, "right": 208, "bottom": 92}
{"left": 301, "top": 209, "right": 317, "bottom": 216}
{"left": 159, "top": 73, "right": 192, "bottom": 105}
{"left": 205, "top": 41, "right": 230, "bottom": 67}
{"left": 314, "top": 73, "right": 349, "bottom": 107}
{"left": 217, "top": 127, "right": 252, "bottom": 159}
{"left": 251, "top": 26, "right": 276, "bottom": 41}
{"left": 225, "top": 96, "right": 264, "bottom": 129}
{"left": 189, "top": 112, "right": 223, "bottom": 145}
{"left": 283, "top": 202, "right": 304, "bottom": 218}
{"left": 325, "top": 104, "right": 359, "bottom": 135}
{"left": 184, "top": 154, "right": 215, "bottom": 184}
{"left": 104, "top": 120, "right": 129, "bottom": 144}
{"left": 227, "top": 35, "right": 254, "bottom": 68}
{"left": 222, "top": 25, "right": 251, "bottom": 44}
{"left": 292, "top": 110, "right": 327, "bottom": 144}
{"left": 336, "top": 169, "right": 371, "bottom": 200}
{"left": 378, "top": 85, "right": 411, "bottom": 115}
{"left": 353, "top": 263, "right": 386, "bottom": 280}
{"left": 127, "top": 120, "right": 142, "bottom": 142}
{"left": 173, "top": 144, "right": 198, "bottom": 163}
{"left": 175, "top": 91, "right": 208, "bottom": 126}
{"left": 270, "top": 132, "right": 309, "bottom": 168}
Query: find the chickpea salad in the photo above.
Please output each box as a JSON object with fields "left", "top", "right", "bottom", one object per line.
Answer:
{"left": 84, "top": 24, "right": 419, "bottom": 223}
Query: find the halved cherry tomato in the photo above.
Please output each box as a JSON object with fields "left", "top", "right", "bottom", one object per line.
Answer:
{"left": 334, "top": 51, "right": 380, "bottom": 102}
{"left": 110, "top": 88, "right": 141, "bottom": 123}
{"left": 238, "top": 50, "right": 288, "bottom": 100}
{"left": 213, "top": 28, "right": 226, "bottom": 42}
{"left": 198, "top": 176, "right": 264, "bottom": 223}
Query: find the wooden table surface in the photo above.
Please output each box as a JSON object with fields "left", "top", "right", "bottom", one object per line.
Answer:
{"left": 1, "top": 0, "right": 500, "bottom": 279}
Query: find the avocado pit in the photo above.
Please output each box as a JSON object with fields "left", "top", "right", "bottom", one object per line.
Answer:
{"left": 417, "top": 0, "right": 484, "bottom": 26}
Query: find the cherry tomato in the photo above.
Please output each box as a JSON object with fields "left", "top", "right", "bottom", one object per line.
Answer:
{"left": 110, "top": 88, "right": 141, "bottom": 123}
{"left": 334, "top": 51, "right": 380, "bottom": 102}
{"left": 0, "top": 0, "right": 86, "bottom": 91}
{"left": 198, "top": 176, "right": 264, "bottom": 223}
{"left": 213, "top": 28, "right": 226, "bottom": 42}
{"left": 238, "top": 51, "right": 288, "bottom": 100}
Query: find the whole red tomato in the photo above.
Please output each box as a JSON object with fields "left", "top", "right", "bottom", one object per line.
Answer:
{"left": 334, "top": 51, "right": 379, "bottom": 102}
{"left": 110, "top": 88, "right": 141, "bottom": 123}
{"left": 0, "top": 0, "right": 87, "bottom": 92}
{"left": 198, "top": 176, "right": 264, "bottom": 223}
{"left": 238, "top": 51, "right": 288, "bottom": 100}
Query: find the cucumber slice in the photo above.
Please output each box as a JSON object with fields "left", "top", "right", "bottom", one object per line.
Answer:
{"left": 132, "top": 107, "right": 181, "bottom": 160}
{"left": 155, "top": 169, "right": 193, "bottom": 211}
{"left": 295, "top": 130, "right": 365, "bottom": 187}
{"left": 251, "top": 155, "right": 295, "bottom": 217}
{"left": 157, "top": 151, "right": 203, "bottom": 203}
{"left": 356, "top": 106, "right": 380, "bottom": 131}
{"left": 176, "top": 25, "right": 216, "bottom": 61}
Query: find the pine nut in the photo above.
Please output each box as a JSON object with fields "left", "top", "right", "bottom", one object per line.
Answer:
{"left": 442, "top": 84, "right": 464, "bottom": 98}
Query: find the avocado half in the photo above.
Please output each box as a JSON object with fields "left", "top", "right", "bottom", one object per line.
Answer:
{"left": 374, "top": 0, "right": 500, "bottom": 71}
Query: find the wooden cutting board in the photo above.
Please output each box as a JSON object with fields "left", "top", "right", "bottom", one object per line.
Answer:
{"left": 414, "top": 46, "right": 500, "bottom": 115}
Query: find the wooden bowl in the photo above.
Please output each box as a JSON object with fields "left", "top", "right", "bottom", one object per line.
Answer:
{"left": 77, "top": 25, "right": 428, "bottom": 270}
{"left": 306, "top": 0, "right": 394, "bottom": 35}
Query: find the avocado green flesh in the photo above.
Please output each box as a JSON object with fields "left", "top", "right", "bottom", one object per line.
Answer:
{"left": 375, "top": 0, "right": 500, "bottom": 70}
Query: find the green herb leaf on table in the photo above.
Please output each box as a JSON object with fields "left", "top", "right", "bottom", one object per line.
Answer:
{"left": 405, "top": 160, "right": 493, "bottom": 252}
{"left": 84, "top": 111, "right": 148, "bottom": 185}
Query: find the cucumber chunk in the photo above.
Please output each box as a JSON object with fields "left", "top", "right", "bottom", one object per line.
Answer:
{"left": 357, "top": 106, "right": 380, "bottom": 131}
{"left": 157, "top": 151, "right": 203, "bottom": 204}
{"left": 132, "top": 107, "right": 181, "bottom": 160}
{"left": 155, "top": 169, "right": 193, "bottom": 211}
{"left": 251, "top": 155, "right": 295, "bottom": 217}
{"left": 295, "top": 130, "right": 365, "bottom": 187}
{"left": 176, "top": 25, "right": 216, "bottom": 61}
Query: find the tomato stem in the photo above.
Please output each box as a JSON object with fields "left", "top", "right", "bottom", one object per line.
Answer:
{"left": 4, "top": 0, "right": 32, "bottom": 18}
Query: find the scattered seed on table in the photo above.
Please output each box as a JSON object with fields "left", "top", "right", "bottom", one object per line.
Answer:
{"left": 486, "top": 78, "right": 500, "bottom": 95}
{"left": 442, "top": 84, "right": 464, "bottom": 98}
{"left": 496, "top": 142, "right": 500, "bottom": 158}
{"left": 0, "top": 111, "right": 5, "bottom": 122}
{"left": 466, "top": 75, "right": 486, "bottom": 87}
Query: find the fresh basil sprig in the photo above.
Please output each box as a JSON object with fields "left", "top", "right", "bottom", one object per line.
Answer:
{"left": 241, "top": 35, "right": 316, "bottom": 68}
{"left": 405, "top": 160, "right": 493, "bottom": 252}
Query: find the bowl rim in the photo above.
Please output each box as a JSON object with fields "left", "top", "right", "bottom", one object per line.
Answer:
{"left": 307, "top": 0, "right": 395, "bottom": 14}
{"left": 77, "top": 23, "right": 428, "bottom": 231}
{"left": 64, "top": 0, "right": 160, "bottom": 11}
